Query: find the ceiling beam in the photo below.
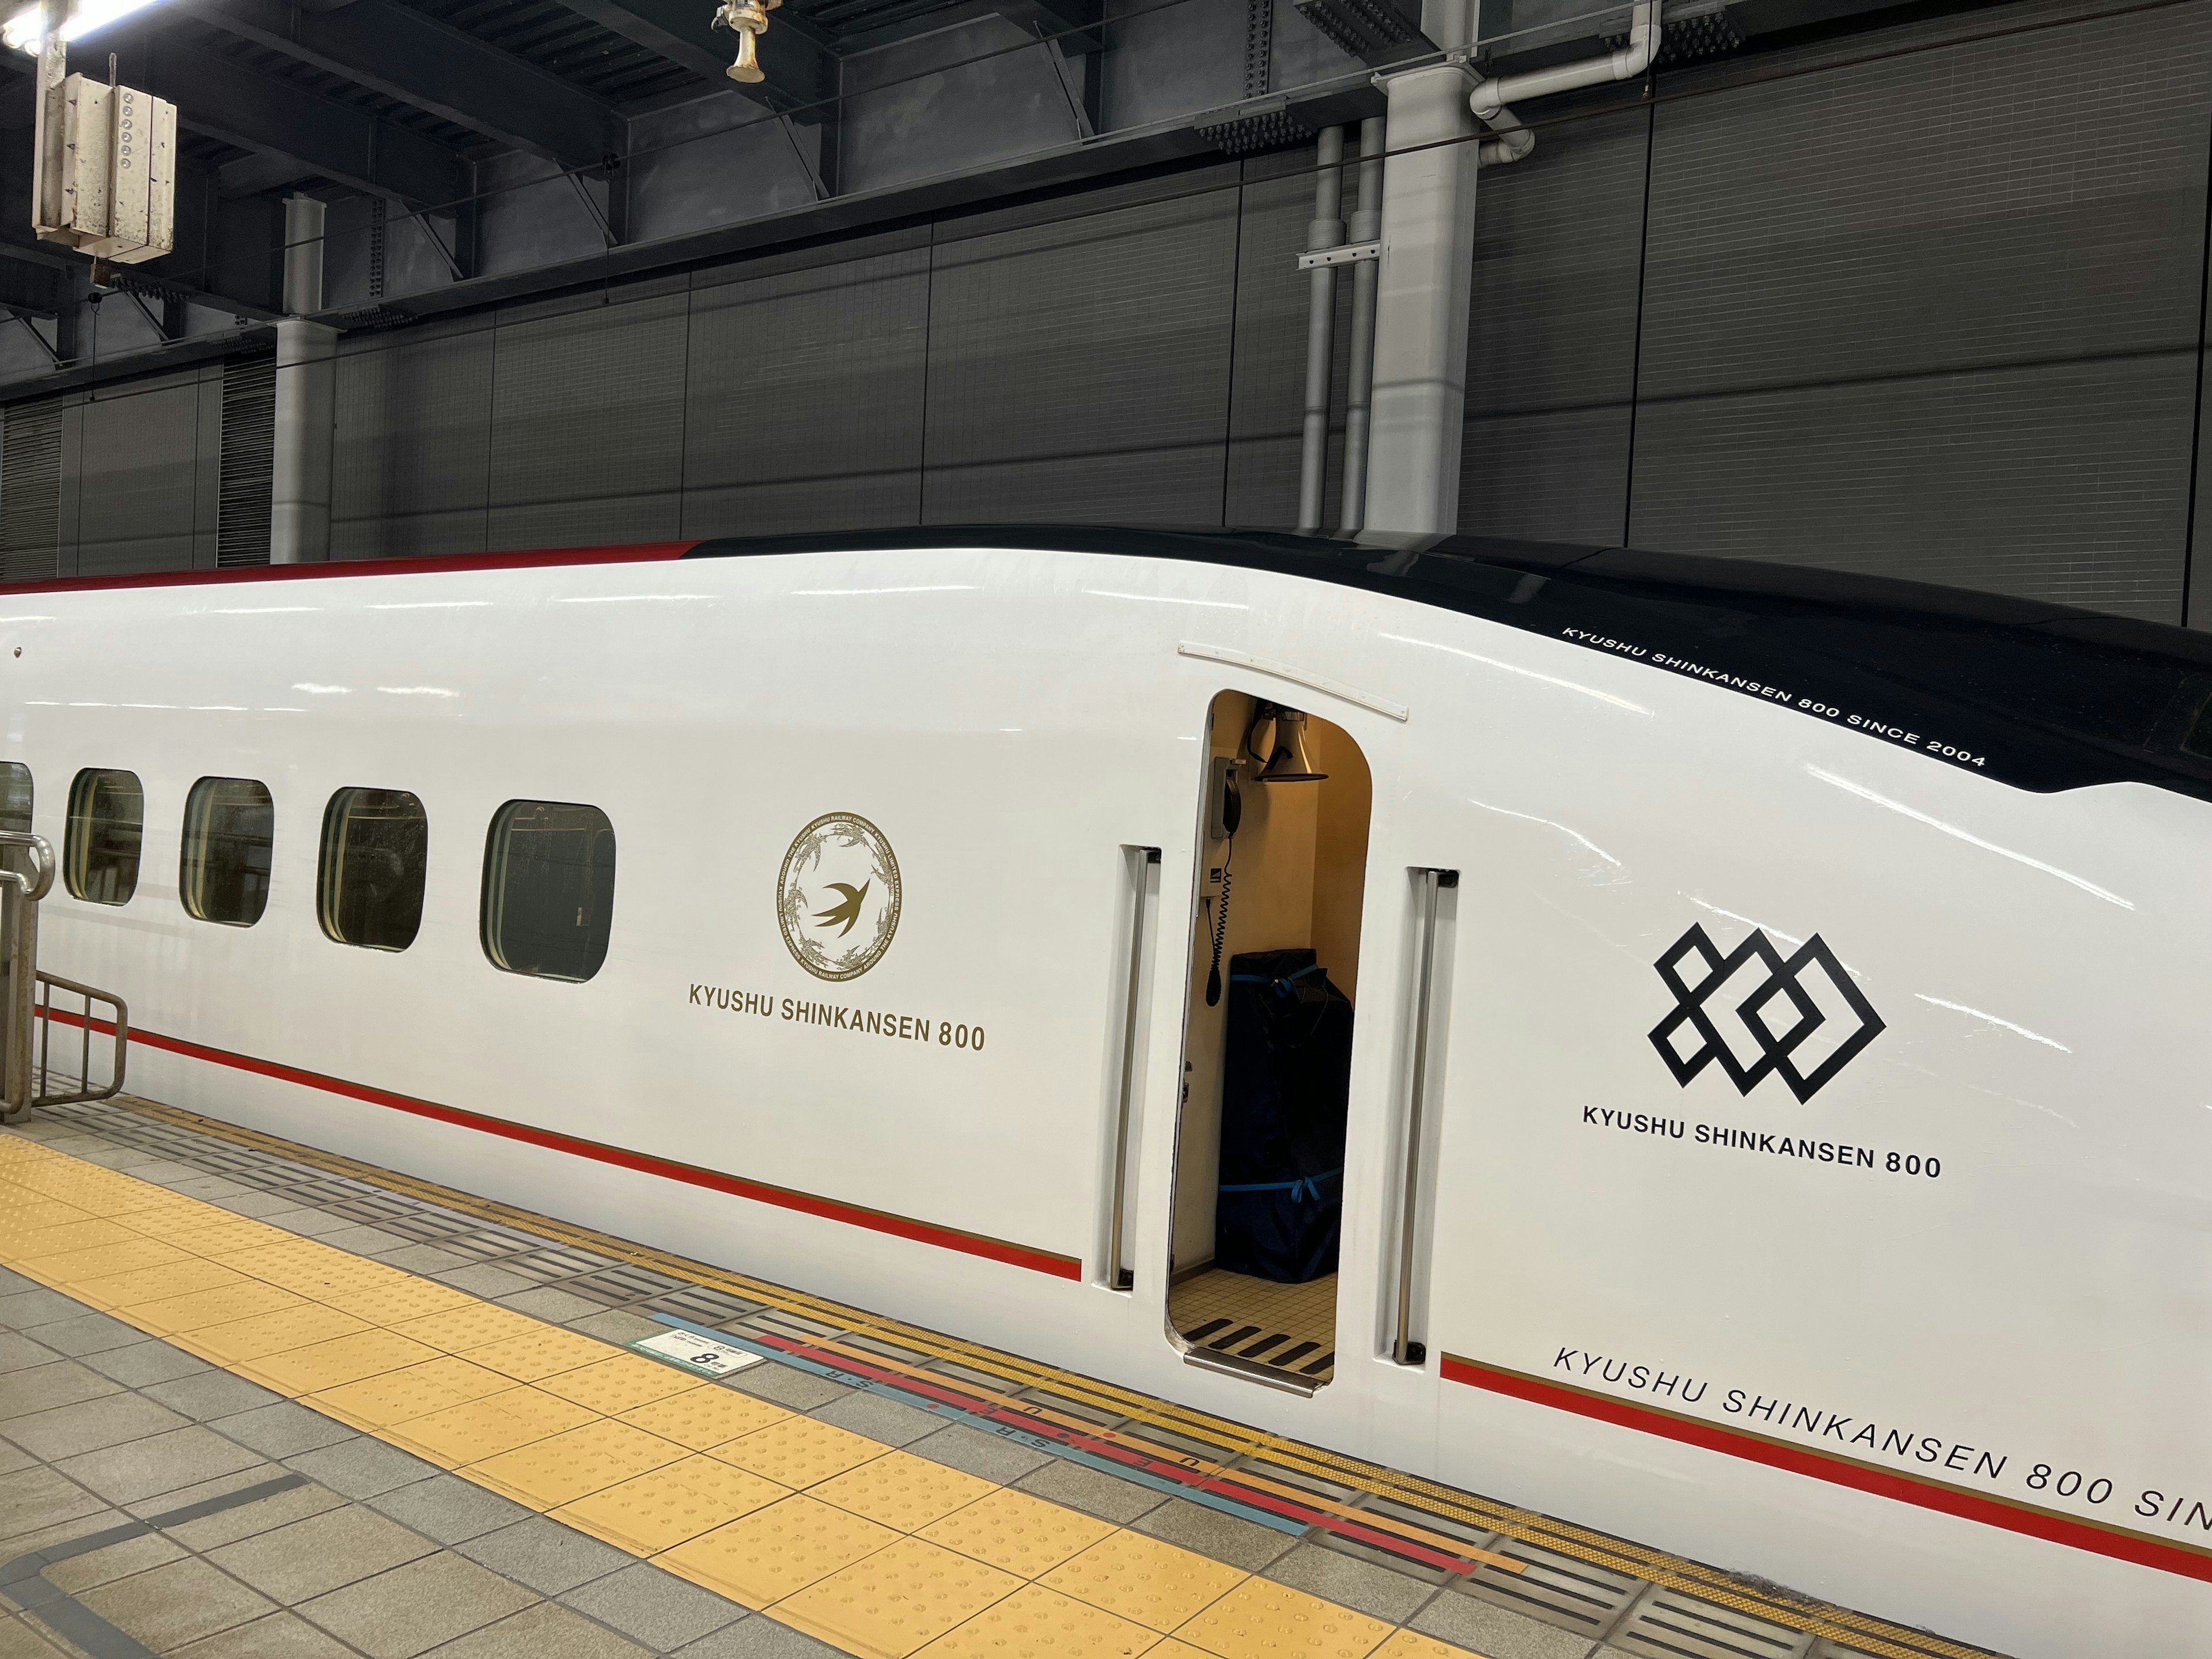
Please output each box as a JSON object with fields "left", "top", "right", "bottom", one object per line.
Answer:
{"left": 104, "top": 24, "right": 469, "bottom": 206}
{"left": 176, "top": 0, "right": 626, "bottom": 169}
{"left": 552, "top": 0, "right": 836, "bottom": 122}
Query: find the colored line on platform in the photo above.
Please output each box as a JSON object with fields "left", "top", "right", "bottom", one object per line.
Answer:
{"left": 1442, "top": 1353, "right": 2212, "bottom": 1588}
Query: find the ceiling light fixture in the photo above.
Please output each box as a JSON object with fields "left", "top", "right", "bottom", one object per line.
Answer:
{"left": 4, "top": 0, "right": 165, "bottom": 56}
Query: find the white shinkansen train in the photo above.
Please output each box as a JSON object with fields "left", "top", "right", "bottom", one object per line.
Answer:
{"left": 6, "top": 527, "right": 2210, "bottom": 1656}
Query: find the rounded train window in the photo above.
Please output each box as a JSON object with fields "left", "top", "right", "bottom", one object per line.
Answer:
{"left": 319, "top": 788, "right": 428, "bottom": 952}
{"left": 480, "top": 800, "right": 615, "bottom": 983}
{"left": 181, "top": 777, "right": 274, "bottom": 927}
{"left": 0, "top": 764, "right": 32, "bottom": 836}
{"left": 64, "top": 769, "right": 143, "bottom": 907}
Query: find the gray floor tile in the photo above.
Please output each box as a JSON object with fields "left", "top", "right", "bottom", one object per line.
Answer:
{"left": 0, "top": 1613, "right": 74, "bottom": 1659}
{"left": 3, "top": 1392, "right": 187, "bottom": 1473}
{"left": 368, "top": 1476, "right": 535, "bottom": 1546}
{"left": 78, "top": 1555, "right": 280, "bottom": 1650}
{"left": 672, "top": 1617, "right": 842, "bottom": 1659}
{"left": 261, "top": 1210, "right": 362, "bottom": 1239}
{"left": 563, "top": 1312, "right": 664, "bottom": 1346}
{"left": 1131, "top": 1497, "right": 1299, "bottom": 1571}
{"left": 80, "top": 1339, "right": 213, "bottom": 1389}
{"left": 1262, "top": 1543, "right": 1437, "bottom": 1623}
{"left": 56, "top": 1423, "right": 270, "bottom": 1505}
{"left": 173, "top": 1609, "right": 364, "bottom": 1659}
{"left": 207, "top": 1193, "right": 297, "bottom": 1218}
{"left": 1413, "top": 1590, "right": 1597, "bottom": 1659}
{"left": 30, "top": 1313, "right": 147, "bottom": 1358}
{"left": 0, "top": 1291, "right": 90, "bottom": 1332}
{"left": 726, "top": 1365, "right": 849, "bottom": 1413}
{"left": 284, "top": 1438, "right": 440, "bottom": 1499}
{"left": 215, "top": 1403, "right": 359, "bottom": 1460}
{"left": 494, "top": 1289, "right": 603, "bottom": 1325}
{"left": 211, "top": 1504, "right": 440, "bottom": 1604}
{"left": 165, "top": 1176, "right": 252, "bottom": 1200}
{"left": 376, "top": 1245, "right": 471, "bottom": 1275}
{"left": 99, "top": 1158, "right": 199, "bottom": 1183}
{"left": 424, "top": 1600, "right": 649, "bottom": 1659}
{"left": 435, "top": 1267, "right": 537, "bottom": 1300}
{"left": 0, "top": 1361, "right": 124, "bottom": 1421}
{"left": 559, "top": 1563, "right": 745, "bottom": 1650}
{"left": 907, "top": 1425, "right": 1054, "bottom": 1484}
{"left": 0, "top": 1464, "right": 112, "bottom": 1543}
{"left": 125, "top": 1465, "right": 316, "bottom": 1524}
{"left": 1013, "top": 1460, "right": 1164, "bottom": 1524}
{"left": 0, "top": 1337, "right": 62, "bottom": 1377}
{"left": 0, "top": 1442, "right": 32, "bottom": 1478}
{"left": 40, "top": 1530, "right": 187, "bottom": 1593}
{"left": 456, "top": 1517, "right": 634, "bottom": 1596}
{"left": 0, "top": 1272, "right": 36, "bottom": 1297}
{"left": 298, "top": 1552, "right": 539, "bottom": 1659}
{"left": 0, "top": 1504, "right": 136, "bottom": 1561}
{"left": 807, "top": 1392, "right": 942, "bottom": 1448}
{"left": 144, "top": 1370, "right": 287, "bottom": 1422}
{"left": 313, "top": 1226, "right": 412, "bottom": 1257}
{"left": 160, "top": 1480, "right": 349, "bottom": 1551}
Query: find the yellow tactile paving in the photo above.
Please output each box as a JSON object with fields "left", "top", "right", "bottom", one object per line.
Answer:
{"left": 16, "top": 1238, "right": 190, "bottom": 1280}
{"left": 390, "top": 1303, "right": 547, "bottom": 1353}
{"left": 187, "top": 1303, "right": 372, "bottom": 1366}
{"left": 774, "top": 1535, "right": 1024, "bottom": 1659}
{"left": 0, "top": 1132, "right": 1471, "bottom": 1659}
{"left": 660, "top": 1494, "right": 902, "bottom": 1608}
{"left": 714, "top": 1414, "right": 888, "bottom": 1488}
{"left": 915, "top": 1582, "right": 1161, "bottom": 1659}
{"left": 813, "top": 1452, "right": 998, "bottom": 1532}
{"left": 127, "top": 1279, "right": 307, "bottom": 1334}
{"left": 1041, "top": 1535, "right": 1247, "bottom": 1633}
{"left": 465, "top": 1417, "right": 691, "bottom": 1509}
{"left": 618, "top": 1383, "right": 791, "bottom": 1450}
{"left": 919, "top": 1488, "right": 1115, "bottom": 1578}
{"left": 247, "top": 1327, "right": 442, "bottom": 1393}
{"left": 1174, "top": 1581, "right": 1392, "bottom": 1659}
{"left": 465, "top": 1325, "right": 618, "bottom": 1382}
{"left": 538, "top": 1353, "right": 701, "bottom": 1415}
{"left": 307, "top": 1355, "right": 517, "bottom": 1429}
{"left": 554, "top": 1454, "right": 793, "bottom": 1554}
{"left": 384, "top": 1384, "right": 599, "bottom": 1464}
{"left": 68, "top": 1258, "right": 247, "bottom": 1309}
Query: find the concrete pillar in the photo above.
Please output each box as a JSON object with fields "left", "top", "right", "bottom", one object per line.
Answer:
{"left": 271, "top": 194, "right": 336, "bottom": 565}
{"left": 1364, "top": 0, "right": 1479, "bottom": 537}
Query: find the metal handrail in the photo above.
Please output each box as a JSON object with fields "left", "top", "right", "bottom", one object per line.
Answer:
{"left": 33, "top": 971, "right": 127, "bottom": 1109}
{"left": 1393, "top": 866, "right": 1457, "bottom": 1367}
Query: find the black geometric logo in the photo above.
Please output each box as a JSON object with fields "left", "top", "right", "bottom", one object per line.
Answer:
{"left": 1648, "top": 925, "right": 1884, "bottom": 1103}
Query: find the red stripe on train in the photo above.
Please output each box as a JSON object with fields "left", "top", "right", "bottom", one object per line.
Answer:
{"left": 1441, "top": 1353, "right": 2212, "bottom": 1584}
{"left": 52, "top": 1012, "right": 1081, "bottom": 1281}
{"left": 2, "top": 542, "right": 698, "bottom": 599}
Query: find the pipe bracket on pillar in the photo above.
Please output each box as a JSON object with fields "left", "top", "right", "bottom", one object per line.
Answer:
{"left": 271, "top": 194, "right": 336, "bottom": 566}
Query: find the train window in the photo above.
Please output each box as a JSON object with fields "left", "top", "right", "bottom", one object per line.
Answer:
{"left": 180, "top": 777, "right": 275, "bottom": 927}
{"left": 0, "top": 764, "right": 30, "bottom": 835}
{"left": 64, "top": 770, "right": 142, "bottom": 906}
{"left": 481, "top": 800, "right": 615, "bottom": 983}
{"left": 319, "top": 789, "right": 428, "bottom": 952}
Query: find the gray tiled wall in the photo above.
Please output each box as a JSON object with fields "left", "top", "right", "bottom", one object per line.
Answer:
{"left": 20, "top": 0, "right": 2212, "bottom": 621}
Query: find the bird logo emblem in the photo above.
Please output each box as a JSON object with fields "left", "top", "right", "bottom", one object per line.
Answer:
{"left": 813, "top": 881, "right": 869, "bottom": 937}
{"left": 778, "top": 813, "right": 901, "bottom": 982}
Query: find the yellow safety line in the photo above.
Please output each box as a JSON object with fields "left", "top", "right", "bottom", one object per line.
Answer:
{"left": 111, "top": 1098, "right": 2001, "bottom": 1659}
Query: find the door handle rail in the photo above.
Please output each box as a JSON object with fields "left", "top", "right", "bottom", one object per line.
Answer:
{"left": 1106, "top": 846, "right": 1160, "bottom": 1291}
{"left": 1395, "top": 866, "right": 1456, "bottom": 1365}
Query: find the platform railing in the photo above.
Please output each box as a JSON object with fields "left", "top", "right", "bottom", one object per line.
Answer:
{"left": 0, "top": 832, "right": 128, "bottom": 1123}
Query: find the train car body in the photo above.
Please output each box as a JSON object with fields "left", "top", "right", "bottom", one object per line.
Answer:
{"left": 6, "top": 528, "right": 2211, "bottom": 1657}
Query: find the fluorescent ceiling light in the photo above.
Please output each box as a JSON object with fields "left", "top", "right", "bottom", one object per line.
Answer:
{"left": 5, "top": 0, "right": 166, "bottom": 55}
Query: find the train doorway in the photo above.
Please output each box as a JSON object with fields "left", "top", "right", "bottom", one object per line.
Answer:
{"left": 1165, "top": 691, "right": 1372, "bottom": 1389}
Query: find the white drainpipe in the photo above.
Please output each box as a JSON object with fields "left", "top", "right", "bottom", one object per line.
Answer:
{"left": 1470, "top": 0, "right": 1661, "bottom": 166}
{"left": 1362, "top": 0, "right": 1660, "bottom": 535}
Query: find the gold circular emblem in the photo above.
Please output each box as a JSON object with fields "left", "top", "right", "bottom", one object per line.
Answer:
{"left": 778, "top": 812, "right": 902, "bottom": 982}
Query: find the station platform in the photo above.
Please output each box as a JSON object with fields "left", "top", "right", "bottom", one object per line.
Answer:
{"left": 0, "top": 1097, "right": 1998, "bottom": 1659}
